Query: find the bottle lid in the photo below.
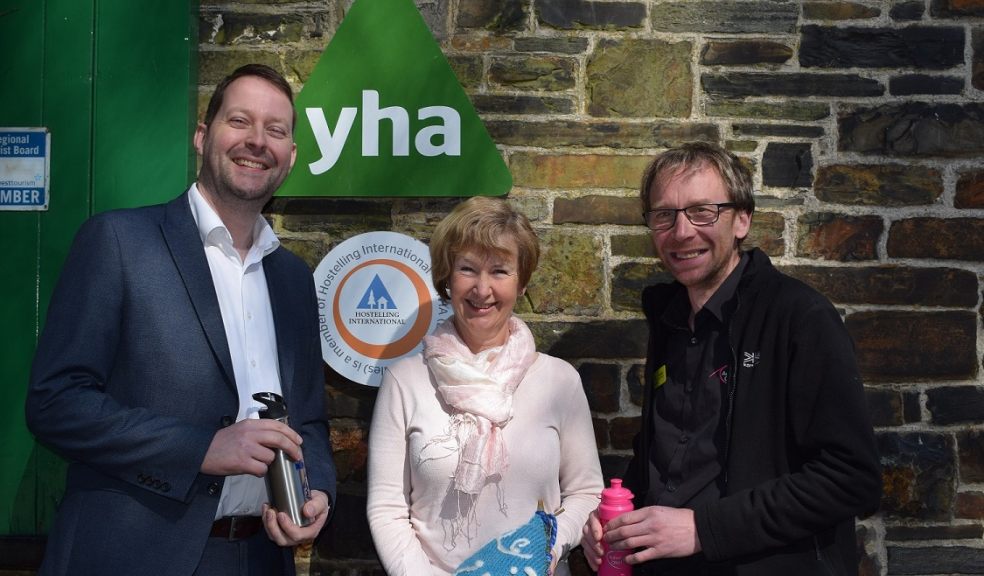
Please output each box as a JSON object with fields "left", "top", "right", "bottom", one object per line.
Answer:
{"left": 253, "top": 392, "right": 288, "bottom": 419}
{"left": 601, "top": 478, "right": 634, "bottom": 502}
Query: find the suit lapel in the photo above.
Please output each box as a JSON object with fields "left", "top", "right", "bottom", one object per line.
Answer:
{"left": 161, "top": 193, "right": 237, "bottom": 391}
{"left": 264, "top": 250, "right": 296, "bottom": 398}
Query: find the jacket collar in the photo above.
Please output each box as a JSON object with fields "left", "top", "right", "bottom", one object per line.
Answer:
{"left": 161, "top": 191, "right": 237, "bottom": 392}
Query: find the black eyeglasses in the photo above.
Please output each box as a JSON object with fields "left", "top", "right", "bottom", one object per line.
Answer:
{"left": 643, "top": 203, "right": 738, "bottom": 231}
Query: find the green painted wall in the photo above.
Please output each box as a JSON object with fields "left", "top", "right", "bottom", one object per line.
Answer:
{"left": 0, "top": 0, "right": 198, "bottom": 535}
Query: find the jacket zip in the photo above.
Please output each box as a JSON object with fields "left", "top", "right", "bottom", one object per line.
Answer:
{"left": 639, "top": 314, "right": 658, "bottom": 500}
{"left": 722, "top": 294, "right": 741, "bottom": 487}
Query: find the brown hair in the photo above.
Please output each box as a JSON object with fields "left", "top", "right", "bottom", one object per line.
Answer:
{"left": 430, "top": 197, "right": 540, "bottom": 300}
{"left": 203, "top": 64, "right": 296, "bottom": 129}
{"left": 640, "top": 141, "right": 755, "bottom": 215}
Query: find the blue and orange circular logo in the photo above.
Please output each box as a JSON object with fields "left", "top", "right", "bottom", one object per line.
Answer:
{"left": 313, "top": 232, "right": 451, "bottom": 386}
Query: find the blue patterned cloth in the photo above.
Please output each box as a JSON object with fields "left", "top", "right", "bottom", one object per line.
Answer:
{"left": 453, "top": 510, "right": 558, "bottom": 576}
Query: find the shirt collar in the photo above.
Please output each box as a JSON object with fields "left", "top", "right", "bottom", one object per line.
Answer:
{"left": 701, "top": 251, "right": 748, "bottom": 323}
{"left": 661, "top": 288, "right": 692, "bottom": 331}
{"left": 187, "top": 183, "right": 280, "bottom": 260}
{"left": 661, "top": 251, "right": 748, "bottom": 329}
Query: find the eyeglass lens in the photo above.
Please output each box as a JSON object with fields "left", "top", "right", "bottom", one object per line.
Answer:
{"left": 647, "top": 204, "right": 724, "bottom": 230}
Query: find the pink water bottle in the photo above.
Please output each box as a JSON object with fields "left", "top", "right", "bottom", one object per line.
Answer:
{"left": 598, "top": 478, "right": 634, "bottom": 576}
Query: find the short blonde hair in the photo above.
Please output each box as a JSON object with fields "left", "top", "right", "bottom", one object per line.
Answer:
{"left": 430, "top": 197, "right": 540, "bottom": 300}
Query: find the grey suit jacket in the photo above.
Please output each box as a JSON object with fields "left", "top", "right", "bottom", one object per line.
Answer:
{"left": 25, "top": 192, "right": 336, "bottom": 576}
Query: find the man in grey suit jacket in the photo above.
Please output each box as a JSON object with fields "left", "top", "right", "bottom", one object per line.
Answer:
{"left": 25, "top": 64, "right": 336, "bottom": 576}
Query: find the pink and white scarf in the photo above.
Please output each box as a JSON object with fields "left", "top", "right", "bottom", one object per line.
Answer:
{"left": 420, "top": 316, "right": 538, "bottom": 496}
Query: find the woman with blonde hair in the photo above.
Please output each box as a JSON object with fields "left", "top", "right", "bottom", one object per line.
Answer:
{"left": 367, "top": 196, "right": 603, "bottom": 575}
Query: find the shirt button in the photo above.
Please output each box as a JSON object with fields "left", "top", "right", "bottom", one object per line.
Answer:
{"left": 679, "top": 434, "right": 689, "bottom": 444}
{"left": 250, "top": 359, "right": 256, "bottom": 368}
{"left": 666, "top": 483, "right": 676, "bottom": 492}
{"left": 220, "top": 415, "right": 234, "bottom": 427}
{"left": 690, "top": 337, "right": 697, "bottom": 345}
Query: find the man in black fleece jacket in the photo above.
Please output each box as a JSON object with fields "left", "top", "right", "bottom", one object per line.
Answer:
{"left": 582, "top": 142, "right": 881, "bottom": 576}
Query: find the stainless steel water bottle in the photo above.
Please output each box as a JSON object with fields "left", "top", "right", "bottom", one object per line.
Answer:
{"left": 253, "top": 392, "right": 312, "bottom": 527}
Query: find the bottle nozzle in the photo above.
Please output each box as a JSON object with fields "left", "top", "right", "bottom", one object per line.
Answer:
{"left": 253, "top": 392, "right": 288, "bottom": 419}
{"left": 601, "top": 477, "right": 633, "bottom": 502}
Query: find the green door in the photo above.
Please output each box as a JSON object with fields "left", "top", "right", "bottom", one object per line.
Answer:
{"left": 0, "top": 0, "right": 198, "bottom": 547}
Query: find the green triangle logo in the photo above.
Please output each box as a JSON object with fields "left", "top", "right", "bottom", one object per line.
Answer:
{"left": 278, "top": 0, "right": 511, "bottom": 197}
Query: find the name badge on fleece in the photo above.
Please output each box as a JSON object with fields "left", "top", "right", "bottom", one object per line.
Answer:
{"left": 653, "top": 365, "right": 667, "bottom": 389}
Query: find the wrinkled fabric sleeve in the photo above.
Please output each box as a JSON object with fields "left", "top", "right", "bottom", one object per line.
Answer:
{"left": 25, "top": 215, "right": 214, "bottom": 503}
{"left": 695, "top": 297, "right": 881, "bottom": 561}
{"left": 366, "top": 367, "right": 439, "bottom": 576}
{"left": 553, "top": 370, "right": 605, "bottom": 562}
{"left": 292, "top": 268, "right": 337, "bottom": 509}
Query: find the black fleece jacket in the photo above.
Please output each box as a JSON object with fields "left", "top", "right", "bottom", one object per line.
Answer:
{"left": 624, "top": 248, "right": 881, "bottom": 576}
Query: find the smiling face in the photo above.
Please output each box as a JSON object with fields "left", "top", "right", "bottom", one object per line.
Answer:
{"left": 194, "top": 75, "right": 297, "bottom": 211}
{"left": 449, "top": 243, "right": 523, "bottom": 354}
{"left": 648, "top": 163, "right": 751, "bottom": 311}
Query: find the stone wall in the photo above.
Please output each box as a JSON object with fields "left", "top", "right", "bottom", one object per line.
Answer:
{"left": 198, "top": 1, "right": 984, "bottom": 574}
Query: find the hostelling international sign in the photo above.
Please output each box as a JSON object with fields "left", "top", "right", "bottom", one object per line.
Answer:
{"left": 314, "top": 232, "right": 452, "bottom": 386}
{"left": 278, "top": 0, "right": 511, "bottom": 197}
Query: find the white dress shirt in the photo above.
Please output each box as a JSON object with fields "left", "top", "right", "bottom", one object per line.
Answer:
{"left": 188, "top": 184, "right": 284, "bottom": 519}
